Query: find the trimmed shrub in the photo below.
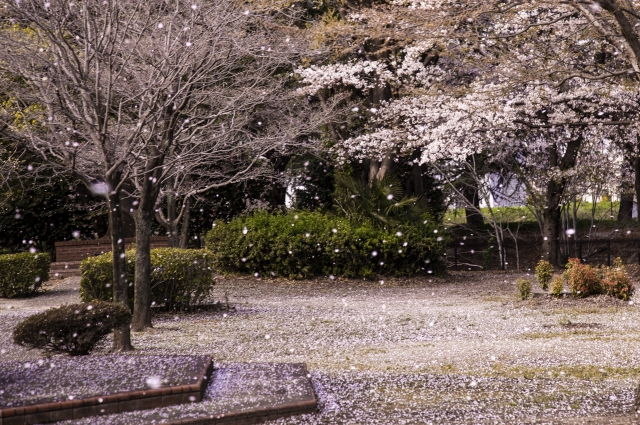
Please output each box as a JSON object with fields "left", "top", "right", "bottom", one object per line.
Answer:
{"left": 535, "top": 260, "right": 553, "bottom": 291}
{"left": 204, "top": 210, "right": 446, "bottom": 279}
{"left": 516, "top": 278, "right": 532, "bottom": 300}
{"left": 80, "top": 248, "right": 214, "bottom": 310}
{"left": 601, "top": 258, "right": 635, "bottom": 301}
{"left": 13, "top": 301, "right": 131, "bottom": 355}
{"left": 0, "top": 252, "right": 50, "bottom": 298}
{"left": 551, "top": 276, "right": 564, "bottom": 297}
{"left": 564, "top": 258, "right": 602, "bottom": 298}
{"left": 79, "top": 252, "right": 131, "bottom": 305}
{"left": 149, "top": 248, "right": 215, "bottom": 310}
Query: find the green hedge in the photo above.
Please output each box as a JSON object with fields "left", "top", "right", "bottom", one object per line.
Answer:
{"left": 14, "top": 301, "right": 131, "bottom": 355}
{"left": 0, "top": 252, "right": 50, "bottom": 298}
{"left": 80, "top": 248, "right": 215, "bottom": 310}
{"left": 204, "top": 210, "right": 446, "bottom": 278}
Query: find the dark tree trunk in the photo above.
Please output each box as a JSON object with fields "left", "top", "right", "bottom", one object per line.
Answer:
{"left": 541, "top": 139, "right": 581, "bottom": 266}
{"left": 266, "top": 156, "right": 290, "bottom": 207}
{"left": 463, "top": 185, "right": 484, "bottom": 228}
{"left": 179, "top": 197, "right": 192, "bottom": 248}
{"left": 132, "top": 209, "right": 153, "bottom": 331}
{"left": 106, "top": 186, "right": 133, "bottom": 351}
{"left": 412, "top": 161, "right": 425, "bottom": 197}
{"left": 541, "top": 189, "right": 562, "bottom": 267}
{"left": 166, "top": 185, "right": 179, "bottom": 247}
{"left": 635, "top": 156, "right": 640, "bottom": 221}
{"left": 618, "top": 191, "right": 634, "bottom": 221}
{"left": 365, "top": 38, "right": 393, "bottom": 185}
{"left": 131, "top": 165, "right": 162, "bottom": 332}
{"left": 121, "top": 209, "right": 137, "bottom": 238}
{"left": 368, "top": 160, "right": 380, "bottom": 185}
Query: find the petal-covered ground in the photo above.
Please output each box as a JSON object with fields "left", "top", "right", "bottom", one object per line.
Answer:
{"left": 1, "top": 272, "right": 639, "bottom": 424}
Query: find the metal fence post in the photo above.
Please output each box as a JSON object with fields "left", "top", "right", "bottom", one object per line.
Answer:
{"left": 607, "top": 239, "right": 611, "bottom": 267}
{"left": 578, "top": 241, "right": 582, "bottom": 262}
{"left": 454, "top": 245, "right": 458, "bottom": 271}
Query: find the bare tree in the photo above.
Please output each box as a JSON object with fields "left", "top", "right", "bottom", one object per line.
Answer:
{"left": 110, "top": 1, "right": 337, "bottom": 330}
{"left": 1, "top": 0, "right": 337, "bottom": 334}
{"left": 153, "top": 90, "right": 335, "bottom": 250}
{"left": 0, "top": 0, "right": 165, "bottom": 350}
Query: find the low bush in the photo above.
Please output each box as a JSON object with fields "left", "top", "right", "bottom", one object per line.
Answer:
{"left": 564, "top": 258, "right": 602, "bottom": 298}
{"left": 149, "top": 248, "right": 215, "bottom": 310}
{"left": 204, "top": 210, "right": 446, "bottom": 279}
{"left": 79, "top": 252, "right": 132, "bottom": 304}
{"left": 551, "top": 276, "right": 564, "bottom": 297}
{"left": 0, "top": 252, "right": 50, "bottom": 298}
{"left": 516, "top": 278, "right": 532, "bottom": 300}
{"left": 600, "top": 258, "right": 635, "bottom": 301}
{"left": 13, "top": 301, "right": 131, "bottom": 355}
{"left": 535, "top": 260, "right": 553, "bottom": 291}
{"left": 80, "top": 248, "right": 214, "bottom": 310}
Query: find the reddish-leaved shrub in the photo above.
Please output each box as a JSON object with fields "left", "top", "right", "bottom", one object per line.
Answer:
{"left": 600, "top": 258, "right": 635, "bottom": 301}
{"left": 564, "top": 258, "right": 602, "bottom": 298}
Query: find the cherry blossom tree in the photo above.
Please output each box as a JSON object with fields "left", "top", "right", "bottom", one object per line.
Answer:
{"left": 296, "top": 0, "right": 640, "bottom": 266}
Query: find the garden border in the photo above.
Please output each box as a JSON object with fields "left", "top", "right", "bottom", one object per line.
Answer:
{"left": 163, "top": 363, "right": 318, "bottom": 425}
{"left": 0, "top": 355, "right": 214, "bottom": 425}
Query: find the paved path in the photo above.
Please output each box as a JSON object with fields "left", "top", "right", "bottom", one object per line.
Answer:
{"left": 0, "top": 277, "right": 81, "bottom": 313}
{"left": 0, "top": 278, "right": 82, "bottom": 363}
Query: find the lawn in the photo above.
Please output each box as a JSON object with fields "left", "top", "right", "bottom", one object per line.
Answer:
{"left": 444, "top": 201, "right": 640, "bottom": 234}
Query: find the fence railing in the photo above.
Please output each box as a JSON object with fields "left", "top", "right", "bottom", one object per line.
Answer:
{"left": 447, "top": 238, "right": 640, "bottom": 271}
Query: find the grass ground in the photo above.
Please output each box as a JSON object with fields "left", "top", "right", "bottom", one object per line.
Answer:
{"left": 1, "top": 273, "right": 639, "bottom": 424}
{"left": 444, "top": 201, "right": 640, "bottom": 234}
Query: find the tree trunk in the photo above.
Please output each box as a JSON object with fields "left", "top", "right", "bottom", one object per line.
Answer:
{"left": 635, "top": 156, "right": 640, "bottom": 221}
{"left": 618, "top": 190, "right": 634, "bottom": 221}
{"left": 412, "top": 161, "right": 425, "bottom": 197}
{"left": 179, "top": 197, "right": 192, "bottom": 248}
{"left": 107, "top": 188, "right": 133, "bottom": 351}
{"left": 463, "top": 185, "right": 484, "bottom": 228}
{"left": 166, "top": 184, "right": 179, "bottom": 247}
{"left": 132, "top": 178, "right": 157, "bottom": 332}
{"left": 375, "top": 152, "right": 395, "bottom": 180}
{"left": 366, "top": 38, "right": 392, "bottom": 187}
{"left": 540, "top": 139, "right": 581, "bottom": 266}
{"left": 541, "top": 199, "right": 562, "bottom": 267}
{"left": 368, "top": 160, "right": 381, "bottom": 185}
{"left": 132, "top": 208, "right": 153, "bottom": 331}
{"left": 266, "top": 156, "right": 290, "bottom": 207}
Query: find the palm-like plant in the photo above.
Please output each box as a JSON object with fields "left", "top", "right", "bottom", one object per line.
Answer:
{"left": 334, "top": 173, "right": 430, "bottom": 227}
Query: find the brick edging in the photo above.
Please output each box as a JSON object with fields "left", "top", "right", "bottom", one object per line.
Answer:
{"left": 0, "top": 355, "right": 214, "bottom": 425}
{"left": 164, "top": 363, "right": 318, "bottom": 425}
